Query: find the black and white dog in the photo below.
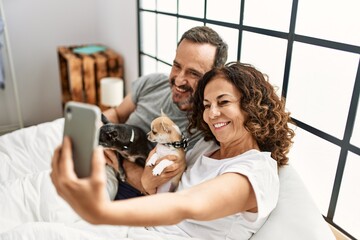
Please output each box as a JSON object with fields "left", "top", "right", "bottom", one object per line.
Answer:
{"left": 99, "top": 114, "right": 153, "bottom": 182}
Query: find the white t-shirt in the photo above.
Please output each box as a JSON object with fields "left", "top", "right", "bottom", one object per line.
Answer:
{"left": 149, "top": 138, "right": 280, "bottom": 240}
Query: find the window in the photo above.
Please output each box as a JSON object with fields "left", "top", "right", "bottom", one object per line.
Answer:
{"left": 137, "top": 0, "right": 360, "bottom": 238}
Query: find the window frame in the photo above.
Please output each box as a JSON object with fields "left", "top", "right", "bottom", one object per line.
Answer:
{"left": 137, "top": 0, "right": 360, "bottom": 238}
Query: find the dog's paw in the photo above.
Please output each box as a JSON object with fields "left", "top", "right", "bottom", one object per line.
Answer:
{"left": 118, "top": 168, "right": 126, "bottom": 182}
{"left": 152, "top": 159, "right": 173, "bottom": 176}
{"left": 146, "top": 153, "right": 158, "bottom": 167}
{"left": 119, "top": 173, "right": 126, "bottom": 182}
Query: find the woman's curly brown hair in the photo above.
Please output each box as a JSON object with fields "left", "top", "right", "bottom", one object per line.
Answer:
{"left": 188, "top": 62, "right": 295, "bottom": 166}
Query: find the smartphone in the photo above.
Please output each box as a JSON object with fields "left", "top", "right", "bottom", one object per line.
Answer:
{"left": 63, "top": 101, "right": 101, "bottom": 178}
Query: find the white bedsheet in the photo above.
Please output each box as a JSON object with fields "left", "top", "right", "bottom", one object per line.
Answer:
{"left": 0, "top": 118, "right": 198, "bottom": 240}
{"left": 0, "top": 118, "right": 64, "bottom": 183}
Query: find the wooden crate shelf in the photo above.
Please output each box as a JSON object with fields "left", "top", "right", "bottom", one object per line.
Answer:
{"left": 57, "top": 44, "right": 124, "bottom": 110}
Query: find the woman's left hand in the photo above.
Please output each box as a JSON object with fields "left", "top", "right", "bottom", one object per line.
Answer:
{"left": 50, "top": 136, "right": 110, "bottom": 224}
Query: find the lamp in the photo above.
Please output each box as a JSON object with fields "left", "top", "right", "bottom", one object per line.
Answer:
{"left": 100, "top": 77, "right": 124, "bottom": 107}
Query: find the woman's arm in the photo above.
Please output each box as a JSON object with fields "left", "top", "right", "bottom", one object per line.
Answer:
{"left": 51, "top": 137, "right": 256, "bottom": 226}
{"left": 101, "top": 172, "right": 256, "bottom": 226}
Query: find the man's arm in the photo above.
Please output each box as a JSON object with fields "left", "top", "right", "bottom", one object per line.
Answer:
{"left": 102, "top": 93, "right": 141, "bottom": 188}
{"left": 140, "top": 150, "right": 187, "bottom": 195}
{"left": 102, "top": 91, "right": 185, "bottom": 195}
{"left": 103, "top": 94, "right": 136, "bottom": 123}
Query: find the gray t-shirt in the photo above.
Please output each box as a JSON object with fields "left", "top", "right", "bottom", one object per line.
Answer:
{"left": 126, "top": 73, "right": 203, "bottom": 150}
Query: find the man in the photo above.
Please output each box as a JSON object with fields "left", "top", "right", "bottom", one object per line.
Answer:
{"left": 103, "top": 26, "right": 228, "bottom": 199}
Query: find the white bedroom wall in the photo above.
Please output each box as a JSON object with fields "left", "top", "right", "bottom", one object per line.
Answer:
{"left": 0, "top": 0, "right": 137, "bottom": 127}
{"left": 96, "top": 0, "right": 138, "bottom": 94}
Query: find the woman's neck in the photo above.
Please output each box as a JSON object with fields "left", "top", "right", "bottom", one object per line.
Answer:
{"left": 212, "top": 134, "right": 260, "bottom": 160}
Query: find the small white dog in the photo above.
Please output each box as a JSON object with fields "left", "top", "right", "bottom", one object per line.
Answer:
{"left": 146, "top": 112, "right": 188, "bottom": 193}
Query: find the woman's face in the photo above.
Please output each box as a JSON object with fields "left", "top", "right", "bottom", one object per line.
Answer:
{"left": 203, "top": 77, "right": 248, "bottom": 144}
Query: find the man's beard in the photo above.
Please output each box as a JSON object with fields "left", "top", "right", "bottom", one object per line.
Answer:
{"left": 170, "top": 78, "right": 194, "bottom": 110}
{"left": 173, "top": 93, "right": 193, "bottom": 110}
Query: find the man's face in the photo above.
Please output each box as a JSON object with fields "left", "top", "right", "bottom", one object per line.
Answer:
{"left": 169, "top": 39, "right": 216, "bottom": 111}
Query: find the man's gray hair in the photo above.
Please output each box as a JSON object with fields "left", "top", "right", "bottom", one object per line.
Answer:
{"left": 179, "top": 26, "right": 228, "bottom": 68}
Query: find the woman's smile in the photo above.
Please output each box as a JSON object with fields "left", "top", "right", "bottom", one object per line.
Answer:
{"left": 213, "top": 121, "right": 230, "bottom": 130}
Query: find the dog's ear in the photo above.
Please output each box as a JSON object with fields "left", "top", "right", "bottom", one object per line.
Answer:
{"left": 160, "top": 109, "right": 167, "bottom": 117}
{"left": 101, "top": 113, "right": 111, "bottom": 124}
{"left": 161, "top": 120, "right": 171, "bottom": 133}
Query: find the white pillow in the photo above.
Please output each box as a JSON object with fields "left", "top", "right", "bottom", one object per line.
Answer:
{"left": 251, "top": 165, "right": 335, "bottom": 240}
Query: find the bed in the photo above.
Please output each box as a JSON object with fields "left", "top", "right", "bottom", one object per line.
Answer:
{"left": 0, "top": 118, "right": 336, "bottom": 239}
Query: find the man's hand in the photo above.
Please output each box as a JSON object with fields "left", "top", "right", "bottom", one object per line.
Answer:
{"left": 141, "top": 149, "right": 186, "bottom": 195}
{"left": 103, "top": 149, "right": 119, "bottom": 171}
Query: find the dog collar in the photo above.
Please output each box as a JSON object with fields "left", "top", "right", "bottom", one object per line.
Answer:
{"left": 163, "top": 134, "right": 189, "bottom": 150}
{"left": 130, "top": 129, "right": 135, "bottom": 142}
{"left": 123, "top": 129, "right": 135, "bottom": 150}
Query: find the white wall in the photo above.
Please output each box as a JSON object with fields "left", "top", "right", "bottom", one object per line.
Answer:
{"left": 97, "top": 0, "right": 138, "bottom": 95}
{"left": 0, "top": 0, "right": 138, "bottom": 127}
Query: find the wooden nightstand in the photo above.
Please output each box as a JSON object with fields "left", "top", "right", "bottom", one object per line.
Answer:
{"left": 57, "top": 44, "right": 124, "bottom": 111}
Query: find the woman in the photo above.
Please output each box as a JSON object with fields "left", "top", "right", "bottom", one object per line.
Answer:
{"left": 51, "top": 62, "right": 294, "bottom": 239}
